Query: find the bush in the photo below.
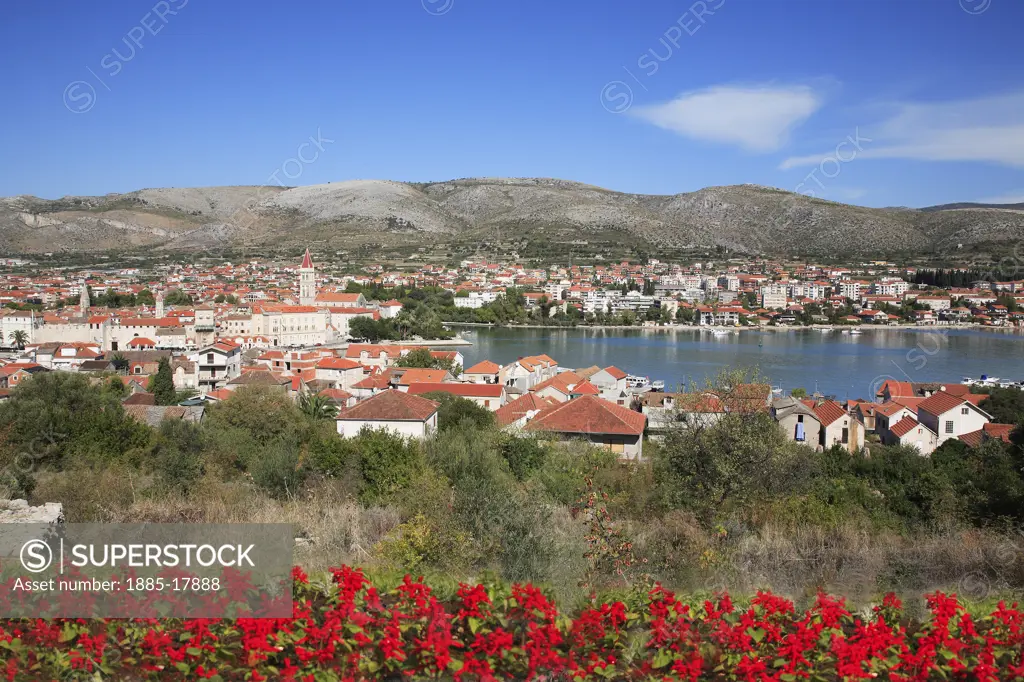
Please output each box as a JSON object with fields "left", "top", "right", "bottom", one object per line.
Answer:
{"left": 499, "top": 434, "right": 548, "bottom": 480}
{"left": 249, "top": 438, "right": 305, "bottom": 499}
{"left": 151, "top": 419, "right": 206, "bottom": 493}
{"left": 355, "top": 428, "right": 423, "bottom": 504}
{"left": 420, "top": 391, "right": 495, "bottom": 431}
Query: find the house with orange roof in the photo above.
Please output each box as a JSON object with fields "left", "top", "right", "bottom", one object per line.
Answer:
{"left": 501, "top": 354, "right": 559, "bottom": 391}
{"left": 588, "top": 366, "right": 628, "bottom": 394}
{"left": 462, "top": 360, "right": 502, "bottom": 384}
{"left": 336, "top": 389, "right": 439, "bottom": 439}
{"left": 395, "top": 368, "right": 454, "bottom": 390}
{"left": 314, "top": 356, "right": 365, "bottom": 390}
{"left": 524, "top": 395, "right": 647, "bottom": 459}
{"left": 811, "top": 399, "right": 863, "bottom": 452}
{"left": 917, "top": 391, "right": 991, "bottom": 445}
{"left": 885, "top": 416, "right": 938, "bottom": 454}
{"left": 190, "top": 342, "right": 242, "bottom": 395}
{"left": 495, "top": 393, "right": 559, "bottom": 428}
{"left": 530, "top": 371, "right": 586, "bottom": 403}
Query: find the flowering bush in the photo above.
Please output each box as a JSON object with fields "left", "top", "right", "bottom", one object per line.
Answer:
{"left": 0, "top": 565, "right": 1022, "bottom": 681}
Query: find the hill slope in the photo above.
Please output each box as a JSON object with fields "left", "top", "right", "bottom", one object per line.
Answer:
{"left": 2, "top": 179, "right": 1023, "bottom": 256}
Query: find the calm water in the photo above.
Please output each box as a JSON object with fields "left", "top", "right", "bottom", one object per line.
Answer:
{"left": 456, "top": 327, "right": 1024, "bottom": 400}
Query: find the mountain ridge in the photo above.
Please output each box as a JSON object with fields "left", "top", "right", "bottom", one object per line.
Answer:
{"left": 3, "top": 178, "right": 1023, "bottom": 257}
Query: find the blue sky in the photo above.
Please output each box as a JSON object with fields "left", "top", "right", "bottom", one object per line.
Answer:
{"left": 2, "top": 0, "right": 1022, "bottom": 207}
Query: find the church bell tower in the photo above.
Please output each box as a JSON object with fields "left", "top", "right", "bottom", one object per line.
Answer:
{"left": 299, "top": 248, "right": 316, "bottom": 305}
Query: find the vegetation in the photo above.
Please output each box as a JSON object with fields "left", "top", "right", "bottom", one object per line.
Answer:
{"left": 1, "top": 368, "right": 1023, "bottom": 608}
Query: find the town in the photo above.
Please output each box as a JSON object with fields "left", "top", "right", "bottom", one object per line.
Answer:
{"left": 0, "top": 249, "right": 1016, "bottom": 464}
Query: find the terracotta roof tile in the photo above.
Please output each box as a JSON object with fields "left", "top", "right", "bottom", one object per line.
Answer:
{"left": 890, "top": 415, "right": 920, "bottom": 438}
{"left": 407, "top": 383, "right": 504, "bottom": 398}
{"left": 525, "top": 396, "right": 646, "bottom": 436}
{"left": 918, "top": 390, "right": 968, "bottom": 417}
{"left": 337, "top": 390, "right": 438, "bottom": 422}
{"left": 495, "top": 393, "right": 559, "bottom": 426}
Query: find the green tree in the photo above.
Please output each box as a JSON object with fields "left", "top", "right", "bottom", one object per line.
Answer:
{"left": 790, "top": 387, "right": 808, "bottom": 398}
{"left": 164, "top": 289, "right": 193, "bottom": 306}
{"left": 298, "top": 392, "right": 338, "bottom": 421}
{"left": 978, "top": 388, "right": 1024, "bottom": 425}
{"left": 421, "top": 391, "right": 495, "bottom": 431}
{"left": 0, "top": 372, "right": 150, "bottom": 468}
{"left": 8, "top": 330, "right": 27, "bottom": 349}
{"left": 148, "top": 357, "right": 177, "bottom": 405}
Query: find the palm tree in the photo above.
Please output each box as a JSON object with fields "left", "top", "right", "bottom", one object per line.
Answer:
{"left": 299, "top": 392, "right": 337, "bottom": 421}
{"left": 9, "top": 330, "right": 28, "bottom": 350}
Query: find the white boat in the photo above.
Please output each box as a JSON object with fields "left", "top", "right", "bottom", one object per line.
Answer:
{"left": 650, "top": 380, "right": 665, "bottom": 391}
{"left": 771, "top": 385, "right": 783, "bottom": 395}
{"left": 625, "top": 374, "right": 650, "bottom": 389}
{"left": 712, "top": 329, "right": 732, "bottom": 337}
{"left": 849, "top": 329, "right": 862, "bottom": 335}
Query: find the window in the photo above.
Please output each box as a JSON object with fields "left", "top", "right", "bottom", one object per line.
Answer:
{"left": 961, "top": 407, "right": 969, "bottom": 415}
{"left": 945, "top": 420, "right": 954, "bottom": 434}
{"left": 797, "top": 415, "right": 804, "bottom": 423}
{"left": 841, "top": 427, "right": 849, "bottom": 444}
{"left": 207, "top": 353, "right": 214, "bottom": 364}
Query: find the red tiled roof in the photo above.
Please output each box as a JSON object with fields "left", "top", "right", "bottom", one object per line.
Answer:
{"left": 337, "top": 389, "right": 438, "bottom": 422}
{"left": 878, "top": 380, "right": 914, "bottom": 398}
{"left": 525, "top": 396, "right": 646, "bottom": 436}
{"left": 532, "top": 371, "right": 584, "bottom": 395}
{"left": 464, "top": 360, "right": 501, "bottom": 374}
{"left": 571, "top": 380, "right": 601, "bottom": 396}
{"left": 495, "top": 393, "right": 559, "bottom": 427}
{"left": 396, "top": 368, "right": 449, "bottom": 385}
{"left": 316, "top": 357, "right": 362, "bottom": 370}
{"left": 319, "top": 388, "right": 353, "bottom": 402}
{"left": 301, "top": 248, "right": 313, "bottom": 269}
{"left": 316, "top": 293, "right": 363, "bottom": 304}
{"left": 958, "top": 429, "right": 985, "bottom": 448}
{"left": 406, "top": 383, "right": 504, "bottom": 398}
{"left": 602, "top": 366, "right": 627, "bottom": 380}
{"left": 889, "top": 415, "right": 920, "bottom": 438}
{"left": 918, "top": 390, "right": 967, "bottom": 417}
{"left": 983, "top": 423, "right": 1015, "bottom": 443}
{"left": 812, "top": 400, "right": 847, "bottom": 427}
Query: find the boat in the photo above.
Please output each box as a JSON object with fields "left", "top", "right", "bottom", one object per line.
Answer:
{"left": 771, "top": 385, "right": 783, "bottom": 395}
{"left": 962, "top": 375, "right": 1002, "bottom": 387}
{"left": 849, "top": 329, "right": 862, "bottom": 335}
{"left": 712, "top": 329, "right": 732, "bottom": 337}
{"left": 625, "top": 374, "right": 650, "bottom": 389}
{"left": 650, "top": 380, "right": 665, "bottom": 391}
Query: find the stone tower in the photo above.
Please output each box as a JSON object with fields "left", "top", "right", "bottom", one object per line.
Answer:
{"left": 155, "top": 290, "right": 165, "bottom": 318}
{"left": 79, "top": 280, "right": 90, "bottom": 317}
{"left": 299, "top": 248, "right": 316, "bottom": 305}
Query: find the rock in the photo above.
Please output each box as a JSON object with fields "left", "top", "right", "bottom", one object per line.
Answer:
{"left": 0, "top": 499, "right": 64, "bottom": 524}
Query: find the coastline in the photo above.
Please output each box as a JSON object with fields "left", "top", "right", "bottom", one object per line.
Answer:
{"left": 444, "top": 322, "right": 1016, "bottom": 333}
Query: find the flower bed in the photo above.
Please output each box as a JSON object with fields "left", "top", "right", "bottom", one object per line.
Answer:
{"left": 1, "top": 565, "right": 1022, "bottom": 680}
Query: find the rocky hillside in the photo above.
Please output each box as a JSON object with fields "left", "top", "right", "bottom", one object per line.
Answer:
{"left": 3, "top": 178, "right": 1023, "bottom": 256}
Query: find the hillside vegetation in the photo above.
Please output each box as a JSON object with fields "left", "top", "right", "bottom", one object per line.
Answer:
{"left": 3, "top": 178, "right": 1024, "bottom": 257}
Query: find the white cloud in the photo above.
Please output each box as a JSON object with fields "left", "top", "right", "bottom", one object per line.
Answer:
{"left": 976, "top": 191, "right": 1024, "bottom": 204}
{"left": 630, "top": 84, "right": 822, "bottom": 153}
{"left": 780, "top": 92, "right": 1024, "bottom": 170}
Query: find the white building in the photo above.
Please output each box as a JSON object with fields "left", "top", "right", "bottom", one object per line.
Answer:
{"left": 336, "top": 390, "right": 439, "bottom": 439}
